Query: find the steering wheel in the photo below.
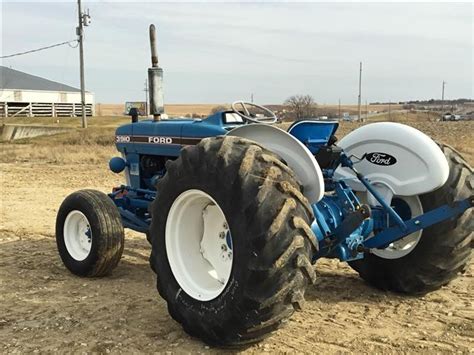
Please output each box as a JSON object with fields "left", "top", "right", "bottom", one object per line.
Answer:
{"left": 231, "top": 101, "right": 278, "bottom": 124}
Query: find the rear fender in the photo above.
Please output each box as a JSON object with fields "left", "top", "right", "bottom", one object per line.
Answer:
{"left": 228, "top": 124, "right": 324, "bottom": 204}
{"left": 335, "top": 122, "right": 449, "bottom": 196}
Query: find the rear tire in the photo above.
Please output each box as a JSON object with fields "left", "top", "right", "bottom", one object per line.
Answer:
{"left": 149, "top": 136, "right": 317, "bottom": 346}
{"left": 56, "top": 189, "right": 125, "bottom": 277}
{"left": 349, "top": 144, "right": 473, "bottom": 294}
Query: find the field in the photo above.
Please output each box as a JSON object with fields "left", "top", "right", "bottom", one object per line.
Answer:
{"left": 92, "top": 103, "right": 403, "bottom": 118}
{"left": 0, "top": 117, "right": 473, "bottom": 353}
{"left": 95, "top": 104, "right": 219, "bottom": 117}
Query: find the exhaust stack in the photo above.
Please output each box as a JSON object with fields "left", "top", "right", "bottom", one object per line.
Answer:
{"left": 148, "top": 24, "right": 164, "bottom": 121}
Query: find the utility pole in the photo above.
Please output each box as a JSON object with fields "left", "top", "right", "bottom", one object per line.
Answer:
{"left": 338, "top": 98, "right": 341, "bottom": 118}
{"left": 251, "top": 93, "right": 254, "bottom": 103}
{"left": 76, "top": 0, "right": 90, "bottom": 128}
{"left": 441, "top": 81, "right": 446, "bottom": 112}
{"left": 388, "top": 101, "right": 391, "bottom": 121}
{"left": 365, "top": 100, "right": 368, "bottom": 121}
{"left": 144, "top": 78, "right": 148, "bottom": 116}
{"left": 358, "top": 62, "right": 362, "bottom": 122}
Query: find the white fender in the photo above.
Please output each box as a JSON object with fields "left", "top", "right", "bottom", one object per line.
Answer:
{"left": 335, "top": 122, "right": 449, "bottom": 196}
{"left": 228, "top": 124, "right": 324, "bottom": 204}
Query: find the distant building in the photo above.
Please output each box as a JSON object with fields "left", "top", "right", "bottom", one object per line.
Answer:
{"left": 0, "top": 66, "right": 94, "bottom": 117}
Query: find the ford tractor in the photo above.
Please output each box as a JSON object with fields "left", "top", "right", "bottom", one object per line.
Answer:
{"left": 55, "top": 25, "right": 473, "bottom": 346}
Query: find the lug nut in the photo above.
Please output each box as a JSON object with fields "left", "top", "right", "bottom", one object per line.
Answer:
{"left": 219, "top": 231, "right": 226, "bottom": 239}
{"left": 221, "top": 244, "right": 227, "bottom": 252}
{"left": 223, "top": 222, "right": 228, "bottom": 230}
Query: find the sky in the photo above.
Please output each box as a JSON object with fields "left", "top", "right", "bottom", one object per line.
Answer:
{"left": 1, "top": 1, "right": 473, "bottom": 104}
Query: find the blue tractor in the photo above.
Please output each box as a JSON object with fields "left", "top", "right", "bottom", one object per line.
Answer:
{"left": 55, "top": 26, "right": 473, "bottom": 346}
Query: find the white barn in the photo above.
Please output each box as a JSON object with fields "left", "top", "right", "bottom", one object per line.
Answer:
{"left": 0, "top": 66, "right": 94, "bottom": 117}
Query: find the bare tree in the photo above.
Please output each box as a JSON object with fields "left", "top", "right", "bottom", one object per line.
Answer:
{"left": 284, "top": 95, "right": 317, "bottom": 120}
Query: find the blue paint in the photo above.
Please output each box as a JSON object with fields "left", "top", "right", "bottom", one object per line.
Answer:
{"left": 340, "top": 154, "right": 408, "bottom": 231}
{"left": 115, "top": 112, "right": 236, "bottom": 157}
{"left": 226, "top": 231, "right": 233, "bottom": 250}
{"left": 288, "top": 120, "right": 338, "bottom": 154}
{"left": 109, "top": 157, "right": 127, "bottom": 173}
{"left": 311, "top": 181, "right": 372, "bottom": 261}
{"left": 364, "top": 198, "right": 472, "bottom": 249}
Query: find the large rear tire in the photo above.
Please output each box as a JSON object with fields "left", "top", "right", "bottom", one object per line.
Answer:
{"left": 56, "top": 190, "right": 125, "bottom": 277}
{"left": 349, "top": 144, "right": 473, "bottom": 295}
{"left": 149, "top": 136, "right": 317, "bottom": 346}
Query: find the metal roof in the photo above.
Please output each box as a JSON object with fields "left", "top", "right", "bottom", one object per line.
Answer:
{"left": 0, "top": 66, "right": 81, "bottom": 92}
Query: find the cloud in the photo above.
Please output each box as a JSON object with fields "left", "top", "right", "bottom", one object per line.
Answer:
{"left": 1, "top": 1, "right": 472, "bottom": 103}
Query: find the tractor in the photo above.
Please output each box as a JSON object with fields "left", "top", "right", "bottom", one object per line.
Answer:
{"left": 55, "top": 26, "right": 473, "bottom": 346}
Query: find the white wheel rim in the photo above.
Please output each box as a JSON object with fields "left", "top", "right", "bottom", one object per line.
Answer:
{"left": 166, "top": 189, "right": 233, "bottom": 301}
{"left": 63, "top": 210, "right": 92, "bottom": 261}
{"left": 371, "top": 195, "right": 424, "bottom": 259}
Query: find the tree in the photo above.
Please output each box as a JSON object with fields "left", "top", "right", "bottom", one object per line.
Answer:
{"left": 283, "top": 95, "right": 317, "bottom": 119}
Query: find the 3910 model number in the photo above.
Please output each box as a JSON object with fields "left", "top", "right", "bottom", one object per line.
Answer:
{"left": 116, "top": 135, "right": 131, "bottom": 143}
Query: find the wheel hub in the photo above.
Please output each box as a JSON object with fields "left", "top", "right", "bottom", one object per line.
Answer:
{"left": 200, "top": 204, "right": 233, "bottom": 285}
{"left": 370, "top": 191, "right": 424, "bottom": 259}
{"left": 63, "top": 210, "right": 92, "bottom": 261}
{"left": 165, "top": 189, "right": 234, "bottom": 301}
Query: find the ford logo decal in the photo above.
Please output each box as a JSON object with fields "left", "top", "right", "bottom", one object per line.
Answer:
{"left": 365, "top": 152, "right": 397, "bottom": 166}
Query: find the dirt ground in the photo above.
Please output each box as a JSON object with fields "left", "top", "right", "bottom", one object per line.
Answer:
{"left": 1, "top": 121, "right": 473, "bottom": 353}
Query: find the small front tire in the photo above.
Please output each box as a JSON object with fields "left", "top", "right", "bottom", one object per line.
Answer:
{"left": 56, "top": 189, "right": 125, "bottom": 277}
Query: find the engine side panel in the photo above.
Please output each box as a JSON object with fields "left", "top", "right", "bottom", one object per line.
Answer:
{"left": 114, "top": 116, "right": 230, "bottom": 189}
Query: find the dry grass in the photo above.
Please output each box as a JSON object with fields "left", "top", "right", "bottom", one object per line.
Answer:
{"left": 1, "top": 117, "right": 125, "bottom": 164}
{"left": 369, "top": 111, "right": 440, "bottom": 122}
{"left": 2, "top": 115, "right": 472, "bottom": 166}
{"left": 2, "top": 116, "right": 129, "bottom": 128}
{"left": 0, "top": 143, "right": 115, "bottom": 165}
{"left": 0, "top": 127, "right": 117, "bottom": 164}
{"left": 164, "top": 104, "right": 219, "bottom": 116}
{"left": 88, "top": 103, "right": 404, "bottom": 117}
{"left": 94, "top": 104, "right": 220, "bottom": 117}
{"left": 321, "top": 103, "right": 402, "bottom": 115}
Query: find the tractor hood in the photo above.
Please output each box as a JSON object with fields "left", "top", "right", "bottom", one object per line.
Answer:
{"left": 115, "top": 113, "right": 238, "bottom": 156}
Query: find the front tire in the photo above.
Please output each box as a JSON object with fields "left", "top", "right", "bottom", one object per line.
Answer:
{"left": 149, "top": 136, "right": 317, "bottom": 346}
{"left": 349, "top": 144, "right": 473, "bottom": 294}
{"left": 56, "top": 189, "right": 125, "bottom": 277}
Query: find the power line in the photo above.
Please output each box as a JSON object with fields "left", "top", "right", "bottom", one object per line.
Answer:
{"left": 0, "top": 40, "right": 78, "bottom": 59}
